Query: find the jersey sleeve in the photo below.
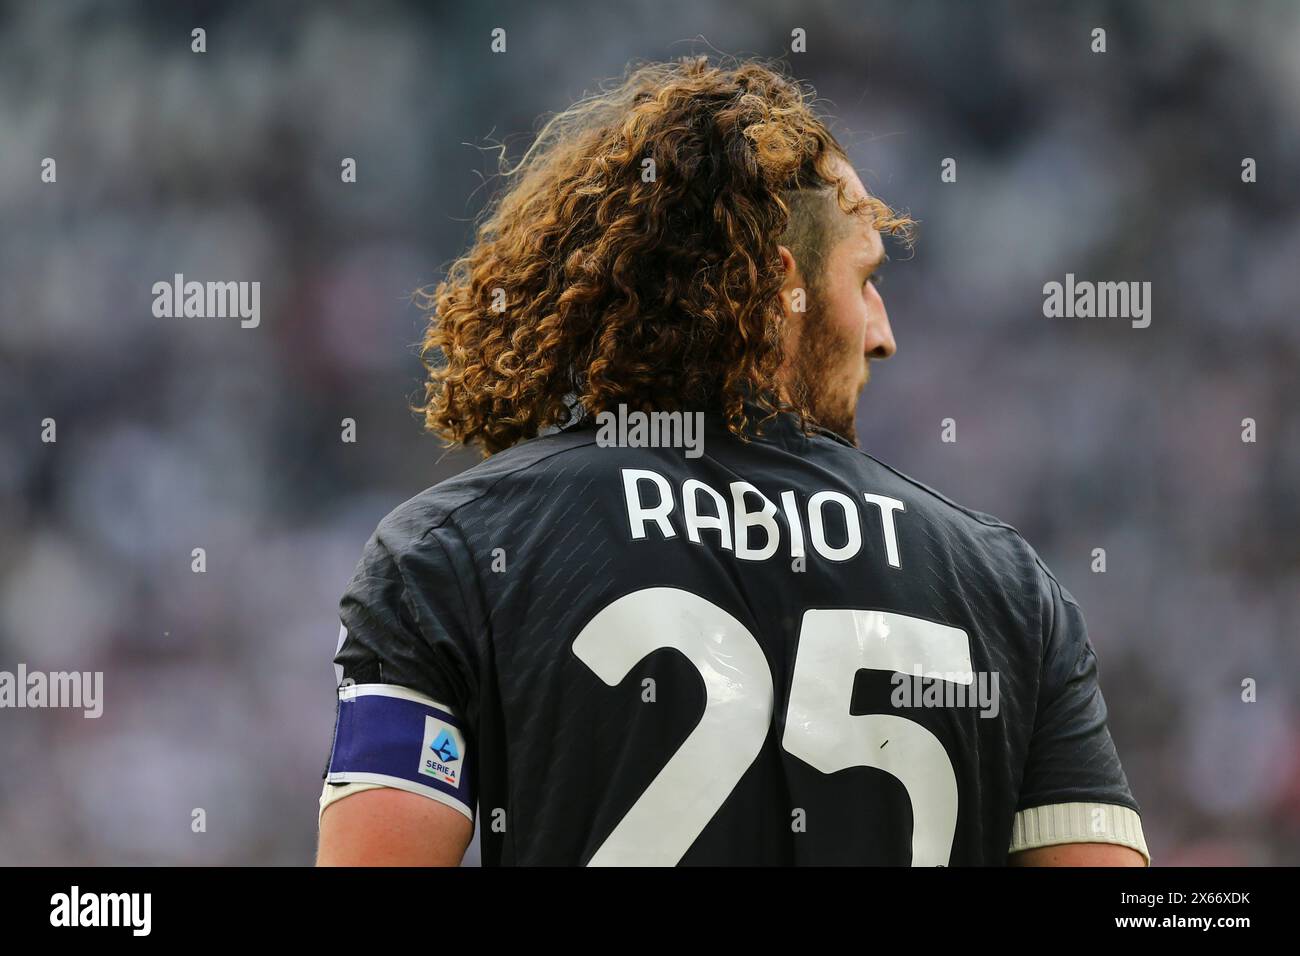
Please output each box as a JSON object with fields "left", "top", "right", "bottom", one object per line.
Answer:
{"left": 1009, "top": 559, "right": 1149, "bottom": 863}
{"left": 320, "top": 514, "right": 480, "bottom": 823}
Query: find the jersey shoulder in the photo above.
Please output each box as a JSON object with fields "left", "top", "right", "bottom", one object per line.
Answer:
{"left": 812, "top": 435, "right": 1070, "bottom": 633}
{"left": 367, "top": 427, "right": 603, "bottom": 550}
{"left": 841, "top": 438, "right": 1049, "bottom": 572}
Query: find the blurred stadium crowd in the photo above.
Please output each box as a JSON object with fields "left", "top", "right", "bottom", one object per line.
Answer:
{"left": 0, "top": 0, "right": 1297, "bottom": 864}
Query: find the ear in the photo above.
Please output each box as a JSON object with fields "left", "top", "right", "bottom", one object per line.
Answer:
{"left": 776, "top": 244, "right": 804, "bottom": 320}
{"left": 777, "top": 244, "right": 798, "bottom": 279}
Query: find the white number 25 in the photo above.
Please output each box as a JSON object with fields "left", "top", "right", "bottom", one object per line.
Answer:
{"left": 572, "top": 587, "right": 972, "bottom": 866}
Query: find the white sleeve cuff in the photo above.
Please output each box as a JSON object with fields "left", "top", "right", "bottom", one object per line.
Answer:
{"left": 318, "top": 780, "right": 387, "bottom": 824}
{"left": 1009, "top": 801, "right": 1150, "bottom": 865}
{"left": 318, "top": 778, "right": 475, "bottom": 825}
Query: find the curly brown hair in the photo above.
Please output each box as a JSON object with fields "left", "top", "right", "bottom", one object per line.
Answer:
{"left": 414, "top": 54, "right": 914, "bottom": 455}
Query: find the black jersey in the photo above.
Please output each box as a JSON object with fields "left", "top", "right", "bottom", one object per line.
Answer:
{"left": 322, "top": 411, "right": 1145, "bottom": 865}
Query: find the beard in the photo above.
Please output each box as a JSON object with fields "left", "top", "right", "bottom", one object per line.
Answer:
{"left": 787, "top": 299, "right": 863, "bottom": 445}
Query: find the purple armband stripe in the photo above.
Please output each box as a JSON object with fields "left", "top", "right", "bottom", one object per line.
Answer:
{"left": 325, "top": 684, "right": 474, "bottom": 818}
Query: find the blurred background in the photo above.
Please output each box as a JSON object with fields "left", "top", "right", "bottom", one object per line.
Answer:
{"left": 1, "top": 0, "right": 1297, "bottom": 865}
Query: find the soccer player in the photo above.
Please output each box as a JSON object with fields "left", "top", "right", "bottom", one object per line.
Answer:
{"left": 316, "top": 56, "right": 1148, "bottom": 866}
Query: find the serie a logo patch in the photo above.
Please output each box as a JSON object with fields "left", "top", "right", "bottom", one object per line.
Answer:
{"left": 419, "top": 714, "right": 464, "bottom": 787}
